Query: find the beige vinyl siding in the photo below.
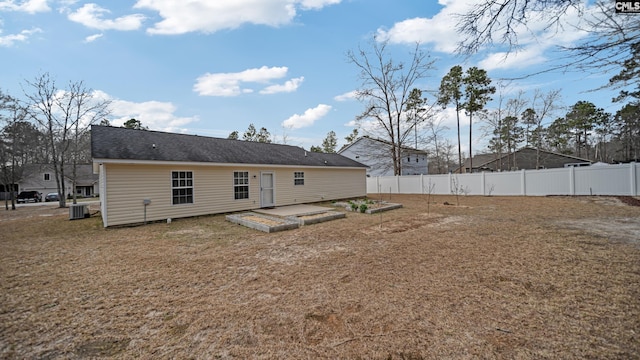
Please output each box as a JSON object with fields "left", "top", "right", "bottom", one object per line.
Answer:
{"left": 101, "top": 163, "right": 365, "bottom": 227}
{"left": 274, "top": 168, "right": 365, "bottom": 204}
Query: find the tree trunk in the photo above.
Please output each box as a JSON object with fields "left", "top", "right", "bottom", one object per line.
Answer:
{"left": 456, "top": 105, "right": 462, "bottom": 173}
{"left": 469, "top": 112, "right": 473, "bottom": 173}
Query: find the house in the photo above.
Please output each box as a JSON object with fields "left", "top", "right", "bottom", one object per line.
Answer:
{"left": 338, "top": 136, "right": 428, "bottom": 176}
{"left": 91, "top": 125, "right": 368, "bottom": 227}
{"left": 16, "top": 164, "right": 98, "bottom": 198}
{"left": 457, "top": 147, "right": 592, "bottom": 173}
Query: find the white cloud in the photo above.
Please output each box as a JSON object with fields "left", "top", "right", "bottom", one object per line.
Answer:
{"left": 259, "top": 76, "right": 304, "bottom": 94}
{"left": 133, "top": 0, "right": 341, "bottom": 35}
{"left": 282, "top": 104, "right": 331, "bottom": 129}
{"left": 377, "top": 17, "right": 458, "bottom": 53}
{"left": 83, "top": 33, "right": 103, "bottom": 43}
{"left": 103, "top": 92, "right": 198, "bottom": 132}
{"left": 68, "top": 3, "right": 145, "bottom": 31}
{"left": 0, "top": 0, "right": 50, "bottom": 13}
{"left": 0, "top": 27, "right": 41, "bottom": 47}
{"left": 478, "top": 48, "right": 547, "bottom": 71}
{"left": 434, "top": 106, "right": 467, "bottom": 129}
{"left": 194, "top": 66, "right": 301, "bottom": 97}
{"left": 375, "top": 0, "right": 476, "bottom": 54}
{"left": 334, "top": 90, "right": 357, "bottom": 102}
{"left": 300, "top": 0, "right": 341, "bottom": 10}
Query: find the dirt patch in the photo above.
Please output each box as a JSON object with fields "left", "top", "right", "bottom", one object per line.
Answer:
{"left": 242, "top": 215, "right": 283, "bottom": 226}
{"left": 618, "top": 196, "right": 640, "bottom": 207}
{"left": 558, "top": 217, "right": 640, "bottom": 246}
{"left": 1, "top": 195, "right": 639, "bottom": 359}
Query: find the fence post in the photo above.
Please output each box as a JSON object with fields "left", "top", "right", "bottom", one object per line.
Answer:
{"left": 569, "top": 166, "right": 575, "bottom": 195}
{"left": 481, "top": 172, "right": 486, "bottom": 196}
{"left": 396, "top": 175, "right": 400, "bottom": 193}
{"left": 420, "top": 174, "right": 424, "bottom": 194}
{"left": 631, "top": 162, "right": 637, "bottom": 196}
{"left": 521, "top": 169, "right": 527, "bottom": 196}
{"left": 448, "top": 172, "right": 452, "bottom": 194}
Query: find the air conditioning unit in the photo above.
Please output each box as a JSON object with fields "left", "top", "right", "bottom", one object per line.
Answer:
{"left": 69, "top": 204, "right": 89, "bottom": 220}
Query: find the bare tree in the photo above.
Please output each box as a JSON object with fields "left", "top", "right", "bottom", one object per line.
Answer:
{"left": 23, "top": 73, "right": 65, "bottom": 206}
{"left": 0, "top": 91, "right": 30, "bottom": 210}
{"left": 65, "top": 81, "right": 111, "bottom": 204}
{"left": 24, "top": 73, "right": 110, "bottom": 207}
{"left": 348, "top": 38, "right": 435, "bottom": 175}
{"left": 440, "top": 138, "right": 457, "bottom": 173}
{"left": 456, "top": 0, "right": 580, "bottom": 54}
{"left": 456, "top": 1, "right": 640, "bottom": 91}
{"left": 530, "top": 89, "right": 562, "bottom": 168}
{"left": 503, "top": 95, "right": 527, "bottom": 169}
{"left": 481, "top": 83, "right": 509, "bottom": 171}
{"left": 424, "top": 115, "right": 449, "bottom": 173}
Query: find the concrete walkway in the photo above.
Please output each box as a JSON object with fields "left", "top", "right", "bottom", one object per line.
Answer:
{"left": 253, "top": 204, "right": 332, "bottom": 217}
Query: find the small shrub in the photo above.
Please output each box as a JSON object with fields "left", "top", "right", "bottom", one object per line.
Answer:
{"left": 349, "top": 201, "right": 358, "bottom": 211}
{"left": 359, "top": 203, "right": 368, "bottom": 213}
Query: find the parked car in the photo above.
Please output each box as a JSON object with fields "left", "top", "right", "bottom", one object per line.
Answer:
{"left": 17, "top": 191, "right": 42, "bottom": 203}
{"left": 45, "top": 192, "right": 60, "bottom": 202}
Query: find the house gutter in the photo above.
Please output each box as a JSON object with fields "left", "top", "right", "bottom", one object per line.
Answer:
{"left": 91, "top": 158, "right": 367, "bottom": 170}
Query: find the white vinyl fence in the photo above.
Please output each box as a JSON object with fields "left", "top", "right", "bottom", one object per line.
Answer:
{"left": 366, "top": 162, "right": 639, "bottom": 196}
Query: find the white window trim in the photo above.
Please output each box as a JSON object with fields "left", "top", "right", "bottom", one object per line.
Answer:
{"left": 233, "top": 171, "right": 250, "bottom": 200}
{"left": 171, "top": 170, "right": 194, "bottom": 205}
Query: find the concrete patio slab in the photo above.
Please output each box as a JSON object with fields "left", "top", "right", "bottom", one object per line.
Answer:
{"left": 225, "top": 212, "right": 299, "bottom": 233}
{"left": 253, "top": 204, "right": 332, "bottom": 217}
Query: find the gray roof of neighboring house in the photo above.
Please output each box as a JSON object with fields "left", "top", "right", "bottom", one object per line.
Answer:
{"left": 457, "top": 147, "right": 592, "bottom": 172}
{"left": 21, "top": 164, "right": 98, "bottom": 185}
{"left": 338, "top": 136, "right": 428, "bottom": 155}
{"left": 91, "top": 125, "right": 367, "bottom": 168}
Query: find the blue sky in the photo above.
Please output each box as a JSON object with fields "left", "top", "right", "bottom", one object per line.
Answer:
{"left": 0, "top": 0, "right": 625, "bottom": 153}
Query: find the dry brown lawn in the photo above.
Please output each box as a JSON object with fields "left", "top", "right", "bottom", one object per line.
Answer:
{"left": 1, "top": 195, "right": 639, "bottom": 359}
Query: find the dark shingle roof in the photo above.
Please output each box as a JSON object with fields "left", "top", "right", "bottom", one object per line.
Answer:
{"left": 91, "top": 125, "right": 367, "bottom": 168}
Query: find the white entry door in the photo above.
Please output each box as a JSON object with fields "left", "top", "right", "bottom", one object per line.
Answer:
{"left": 260, "top": 172, "right": 275, "bottom": 208}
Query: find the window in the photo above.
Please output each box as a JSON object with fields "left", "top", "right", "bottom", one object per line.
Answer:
{"left": 44, "top": 173, "right": 50, "bottom": 181}
{"left": 172, "top": 171, "right": 193, "bottom": 205}
{"left": 294, "top": 172, "right": 304, "bottom": 185}
{"left": 234, "top": 171, "right": 249, "bottom": 200}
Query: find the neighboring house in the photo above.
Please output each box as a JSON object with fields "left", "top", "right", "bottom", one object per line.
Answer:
{"left": 338, "top": 136, "right": 428, "bottom": 177}
{"left": 17, "top": 164, "right": 98, "bottom": 198}
{"left": 457, "top": 147, "right": 592, "bottom": 173}
{"left": 91, "top": 125, "right": 368, "bottom": 227}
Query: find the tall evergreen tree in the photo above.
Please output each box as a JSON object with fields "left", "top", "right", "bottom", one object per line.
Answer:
{"left": 438, "top": 65, "right": 464, "bottom": 172}
{"left": 242, "top": 124, "right": 257, "bottom": 141}
{"left": 344, "top": 128, "right": 359, "bottom": 145}
{"left": 463, "top": 67, "right": 495, "bottom": 172}
{"left": 256, "top": 127, "right": 271, "bottom": 143}
{"left": 227, "top": 131, "right": 239, "bottom": 140}
{"left": 321, "top": 131, "right": 337, "bottom": 153}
